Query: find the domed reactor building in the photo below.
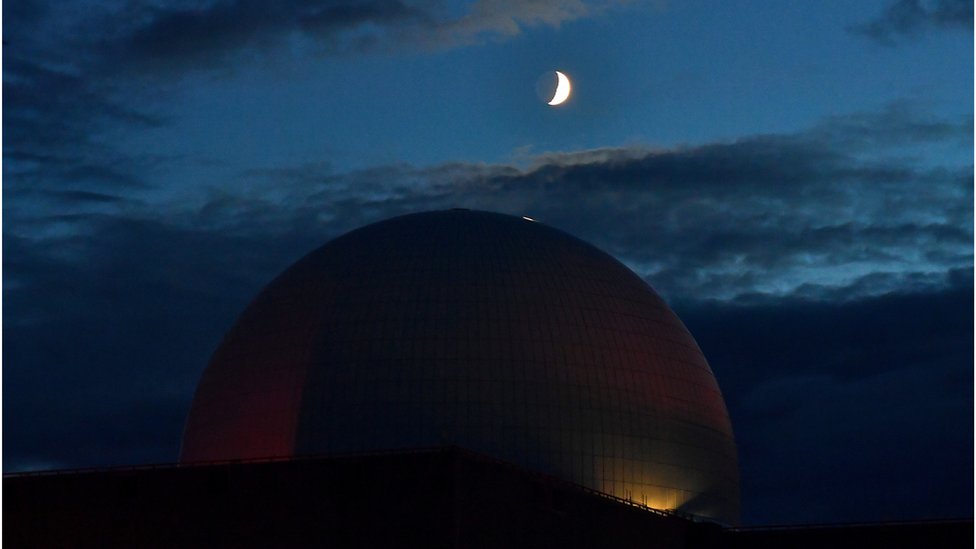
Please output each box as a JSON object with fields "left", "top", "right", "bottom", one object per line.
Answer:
{"left": 181, "top": 209, "right": 740, "bottom": 525}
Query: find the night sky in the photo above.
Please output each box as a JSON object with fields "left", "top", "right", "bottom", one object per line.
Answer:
{"left": 3, "top": 0, "right": 973, "bottom": 526}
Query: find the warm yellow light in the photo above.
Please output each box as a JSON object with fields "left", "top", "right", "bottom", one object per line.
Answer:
{"left": 548, "top": 71, "right": 571, "bottom": 106}
{"left": 603, "top": 477, "right": 688, "bottom": 514}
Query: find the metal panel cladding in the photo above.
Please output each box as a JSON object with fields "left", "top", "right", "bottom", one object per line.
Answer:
{"left": 181, "top": 210, "right": 740, "bottom": 524}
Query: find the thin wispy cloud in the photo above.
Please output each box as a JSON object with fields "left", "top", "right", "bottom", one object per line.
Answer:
{"left": 852, "top": 0, "right": 974, "bottom": 44}
{"left": 170, "top": 105, "right": 970, "bottom": 302}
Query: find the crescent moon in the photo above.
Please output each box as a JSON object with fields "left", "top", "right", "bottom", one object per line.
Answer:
{"left": 548, "top": 71, "right": 571, "bottom": 106}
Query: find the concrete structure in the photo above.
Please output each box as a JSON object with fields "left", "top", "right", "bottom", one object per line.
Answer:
{"left": 4, "top": 449, "right": 970, "bottom": 548}
{"left": 181, "top": 209, "right": 739, "bottom": 524}
{"left": 4, "top": 448, "right": 721, "bottom": 548}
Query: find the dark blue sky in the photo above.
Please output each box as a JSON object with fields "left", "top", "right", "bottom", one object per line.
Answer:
{"left": 3, "top": 0, "right": 973, "bottom": 526}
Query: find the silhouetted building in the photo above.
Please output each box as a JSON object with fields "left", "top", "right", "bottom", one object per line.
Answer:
{"left": 4, "top": 448, "right": 970, "bottom": 548}
{"left": 181, "top": 209, "right": 738, "bottom": 524}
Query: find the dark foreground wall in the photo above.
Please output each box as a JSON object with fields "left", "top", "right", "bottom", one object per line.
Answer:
{"left": 4, "top": 447, "right": 711, "bottom": 548}
{"left": 4, "top": 447, "right": 971, "bottom": 548}
{"left": 726, "top": 520, "right": 972, "bottom": 549}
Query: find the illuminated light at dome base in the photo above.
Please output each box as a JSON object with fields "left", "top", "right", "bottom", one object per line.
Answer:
{"left": 180, "top": 209, "right": 740, "bottom": 525}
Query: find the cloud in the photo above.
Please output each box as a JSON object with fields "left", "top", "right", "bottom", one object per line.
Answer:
{"left": 1, "top": 0, "right": 612, "bottom": 219}
{"left": 805, "top": 102, "right": 973, "bottom": 150}
{"left": 102, "top": 1, "right": 424, "bottom": 73}
{"left": 7, "top": 103, "right": 970, "bottom": 304}
{"left": 675, "top": 277, "right": 973, "bottom": 524}
{"left": 56, "top": 1, "right": 604, "bottom": 75}
{"left": 1, "top": 0, "right": 615, "bottom": 144}
{"left": 851, "top": 0, "right": 973, "bottom": 44}
{"left": 3, "top": 216, "right": 316, "bottom": 469}
{"left": 183, "top": 104, "right": 971, "bottom": 304}
{"left": 2, "top": 49, "right": 165, "bottom": 222}
{"left": 735, "top": 360, "right": 972, "bottom": 524}
{"left": 1, "top": 56, "right": 165, "bottom": 173}
{"left": 443, "top": 0, "right": 589, "bottom": 42}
